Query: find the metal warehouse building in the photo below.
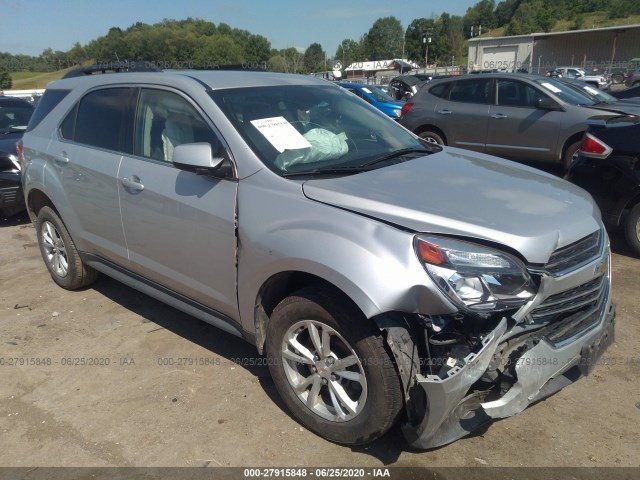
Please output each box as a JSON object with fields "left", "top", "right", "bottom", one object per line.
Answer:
{"left": 468, "top": 24, "right": 640, "bottom": 74}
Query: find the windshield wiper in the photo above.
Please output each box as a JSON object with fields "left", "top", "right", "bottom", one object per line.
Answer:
{"left": 358, "top": 147, "right": 431, "bottom": 168}
{"left": 281, "top": 166, "right": 371, "bottom": 178}
{"left": 281, "top": 147, "right": 433, "bottom": 177}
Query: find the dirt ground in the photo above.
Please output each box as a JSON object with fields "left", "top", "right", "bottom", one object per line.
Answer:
{"left": 1, "top": 210, "right": 639, "bottom": 471}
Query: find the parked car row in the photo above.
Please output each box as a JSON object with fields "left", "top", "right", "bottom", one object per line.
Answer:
{"left": 548, "top": 66, "right": 611, "bottom": 90}
{"left": 0, "top": 95, "right": 34, "bottom": 217}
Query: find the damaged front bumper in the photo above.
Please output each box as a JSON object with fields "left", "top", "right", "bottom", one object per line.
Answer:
{"left": 402, "top": 300, "right": 616, "bottom": 450}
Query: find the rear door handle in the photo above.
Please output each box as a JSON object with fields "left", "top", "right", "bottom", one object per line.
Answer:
{"left": 491, "top": 113, "right": 508, "bottom": 119}
{"left": 54, "top": 151, "right": 69, "bottom": 165}
{"left": 121, "top": 175, "right": 145, "bottom": 192}
{"left": 437, "top": 109, "right": 452, "bottom": 115}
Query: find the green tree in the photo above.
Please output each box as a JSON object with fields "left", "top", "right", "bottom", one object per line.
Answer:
{"left": 463, "top": 0, "right": 496, "bottom": 37}
{"left": 335, "top": 39, "right": 362, "bottom": 70}
{"left": 362, "top": 16, "right": 404, "bottom": 60}
{"left": 192, "top": 35, "right": 244, "bottom": 67}
{"left": 405, "top": 18, "right": 436, "bottom": 65}
{"left": 0, "top": 66, "right": 12, "bottom": 89}
{"left": 303, "top": 43, "right": 326, "bottom": 73}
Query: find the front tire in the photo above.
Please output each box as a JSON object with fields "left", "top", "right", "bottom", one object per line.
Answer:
{"left": 265, "top": 287, "right": 403, "bottom": 445}
{"left": 624, "top": 203, "right": 640, "bottom": 256}
{"left": 36, "top": 206, "right": 98, "bottom": 289}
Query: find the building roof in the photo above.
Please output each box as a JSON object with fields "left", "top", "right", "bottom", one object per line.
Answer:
{"left": 468, "top": 23, "right": 640, "bottom": 42}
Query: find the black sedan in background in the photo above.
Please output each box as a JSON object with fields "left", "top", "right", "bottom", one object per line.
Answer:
{"left": 567, "top": 115, "right": 640, "bottom": 255}
{"left": 0, "top": 96, "right": 34, "bottom": 218}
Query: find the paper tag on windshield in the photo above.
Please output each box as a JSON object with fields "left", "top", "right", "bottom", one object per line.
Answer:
{"left": 540, "top": 82, "right": 562, "bottom": 93}
{"left": 250, "top": 117, "right": 312, "bottom": 153}
{"left": 584, "top": 86, "right": 600, "bottom": 96}
{"left": 362, "top": 87, "right": 372, "bottom": 94}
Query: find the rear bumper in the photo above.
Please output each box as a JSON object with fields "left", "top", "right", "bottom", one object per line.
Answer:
{"left": 403, "top": 295, "right": 615, "bottom": 449}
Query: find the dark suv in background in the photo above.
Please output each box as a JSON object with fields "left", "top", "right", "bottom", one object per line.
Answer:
{"left": 0, "top": 95, "right": 34, "bottom": 217}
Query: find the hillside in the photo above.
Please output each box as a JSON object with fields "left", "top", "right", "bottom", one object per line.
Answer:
{"left": 10, "top": 67, "right": 75, "bottom": 89}
{"left": 482, "top": 11, "right": 640, "bottom": 38}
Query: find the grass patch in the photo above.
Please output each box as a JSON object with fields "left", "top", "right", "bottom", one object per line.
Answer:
{"left": 10, "top": 67, "right": 75, "bottom": 89}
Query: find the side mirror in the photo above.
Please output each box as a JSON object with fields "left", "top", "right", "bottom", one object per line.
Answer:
{"left": 536, "top": 97, "right": 562, "bottom": 111}
{"left": 173, "top": 143, "right": 225, "bottom": 176}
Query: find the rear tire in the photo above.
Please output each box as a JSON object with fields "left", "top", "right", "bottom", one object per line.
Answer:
{"left": 36, "top": 206, "right": 98, "bottom": 290}
{"left": 418, "top": 130, "right": 445, "bottom": 146}
{"left": 624, "top": 203, "right": 640, "bottom": 256}
{"left": 265, "top": 287, "right": 403, "bottom": 445}
{"left": 563, "top": 140, "right": 582, "bottom": 170}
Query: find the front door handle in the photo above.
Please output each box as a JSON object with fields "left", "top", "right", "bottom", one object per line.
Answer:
{"left": 121, "top": 175, "right": 145, "bottom": 192}
{"left": 491, "top": 113, "right": 508, "bottom": 119}
{"left": 437, "top": 109, "right": 452, "bottom": 115}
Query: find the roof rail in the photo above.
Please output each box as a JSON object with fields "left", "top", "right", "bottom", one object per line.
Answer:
{"left": 191, "top": 64, "right": 267, "bottom": 72}
{"left": 62, "top": 61, "right": 161, "bottom": 78}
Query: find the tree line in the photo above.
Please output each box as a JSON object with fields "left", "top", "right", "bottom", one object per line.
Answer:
{"left": 1, "top": 0, "right": 639, "bottom": 87}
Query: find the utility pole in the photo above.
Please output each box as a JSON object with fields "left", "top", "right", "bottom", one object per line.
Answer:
{"left": 423, "top": 32, "right": 431, "bottom": 72}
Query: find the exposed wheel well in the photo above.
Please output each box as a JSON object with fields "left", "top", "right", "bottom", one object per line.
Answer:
{"left": 414, "top": 125, "right": 448, "bottom": 145}
{"left": 27, "top": 189, "right": 57, "bottom": 224}
{"left": 253, "top": 271, "right": 366, "bottom": 355}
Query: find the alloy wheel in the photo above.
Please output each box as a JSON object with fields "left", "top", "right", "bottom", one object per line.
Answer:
{"left": 281, "top": 320, "right": 367, "bottom": 422}
{"left": 41, "top": 220, "right": 69, "bottom": 277}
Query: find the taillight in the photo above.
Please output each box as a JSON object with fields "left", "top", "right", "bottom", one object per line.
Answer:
{"left": 16, "top": 139, "right": 24, "bottom": 164}
{"left": 400, "top": 102, "right": 414, "bottom": 117}
{"left": 579, "top": 132, "right": 612, "bottom": 159}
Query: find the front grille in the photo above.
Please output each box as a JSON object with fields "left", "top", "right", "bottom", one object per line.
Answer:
{"left": 531, "top": 274, "right": 608, "bottom": 345}
{"left": 544, "top": 230, "right": 602, "bottom": 276}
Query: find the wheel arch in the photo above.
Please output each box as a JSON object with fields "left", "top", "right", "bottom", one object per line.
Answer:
{"left": 26, "top": 188, "right": 58, "bottom": 224}
{"left": 413, "top": 124, "right": 448, "bottom": 145}
{"left": 561, "top": 131, "right": 585, "bottom": 167}
{"left": 253, "top": 270, "right": 377, "bottom": 355}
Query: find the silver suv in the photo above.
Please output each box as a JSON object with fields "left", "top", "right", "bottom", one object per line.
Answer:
{"left": 21, "top": 67, "right": 615, "bottom": 449}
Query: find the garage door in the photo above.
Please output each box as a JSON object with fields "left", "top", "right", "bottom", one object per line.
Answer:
{"left": 482, "top": 46, "right": 518, "bottom": 71}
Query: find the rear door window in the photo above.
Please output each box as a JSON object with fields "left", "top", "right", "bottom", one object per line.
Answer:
{"left": 448, "top": 78, "right": 493, "bottom": 104}
{"left": 63, "top": 88, "right": 136, "bottom": 154}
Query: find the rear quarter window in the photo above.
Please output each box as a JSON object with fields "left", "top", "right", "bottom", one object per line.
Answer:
{"left": 429, "top": 82, "right": 452, "bottom": 99}
{"left": 26, "top": 89, "right": 70, "bottom": 132}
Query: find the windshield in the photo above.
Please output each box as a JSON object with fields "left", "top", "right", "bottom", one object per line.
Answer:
{"left": 362, "top": 86, "right": 396, "bottom": 103}
{"left": 210, "top": 85, "right": 429, "bottom": 175}
{"left": 0, "top": 103, "right": 34, "bottom": 135}
{"left": 534, "top": 78, "right": 596, "bottom": 106}
{"left": 560, "top": 81, "right": 618, "bottom": 104}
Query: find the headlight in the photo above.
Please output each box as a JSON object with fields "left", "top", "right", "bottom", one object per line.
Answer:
{"left": 415, "top": 235, "right": 536, "bottom": 312}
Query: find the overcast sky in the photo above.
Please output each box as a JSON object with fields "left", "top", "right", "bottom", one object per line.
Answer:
{"left": 0, "top": 0, "right": 480, "bottom": 57}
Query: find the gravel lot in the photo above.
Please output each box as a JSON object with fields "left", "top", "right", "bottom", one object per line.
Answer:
{"left": 1, "top": 209, "right": 639, "bottom": 470}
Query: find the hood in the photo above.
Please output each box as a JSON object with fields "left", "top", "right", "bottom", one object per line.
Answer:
{"left": 302, "top": 148, "right": 601, "bottom": 264}
{"left": 589, "top": 103, "right": 640, "bottom": 116}
{"left": 379, "top": 101, "right": 403, "bottom": 110}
